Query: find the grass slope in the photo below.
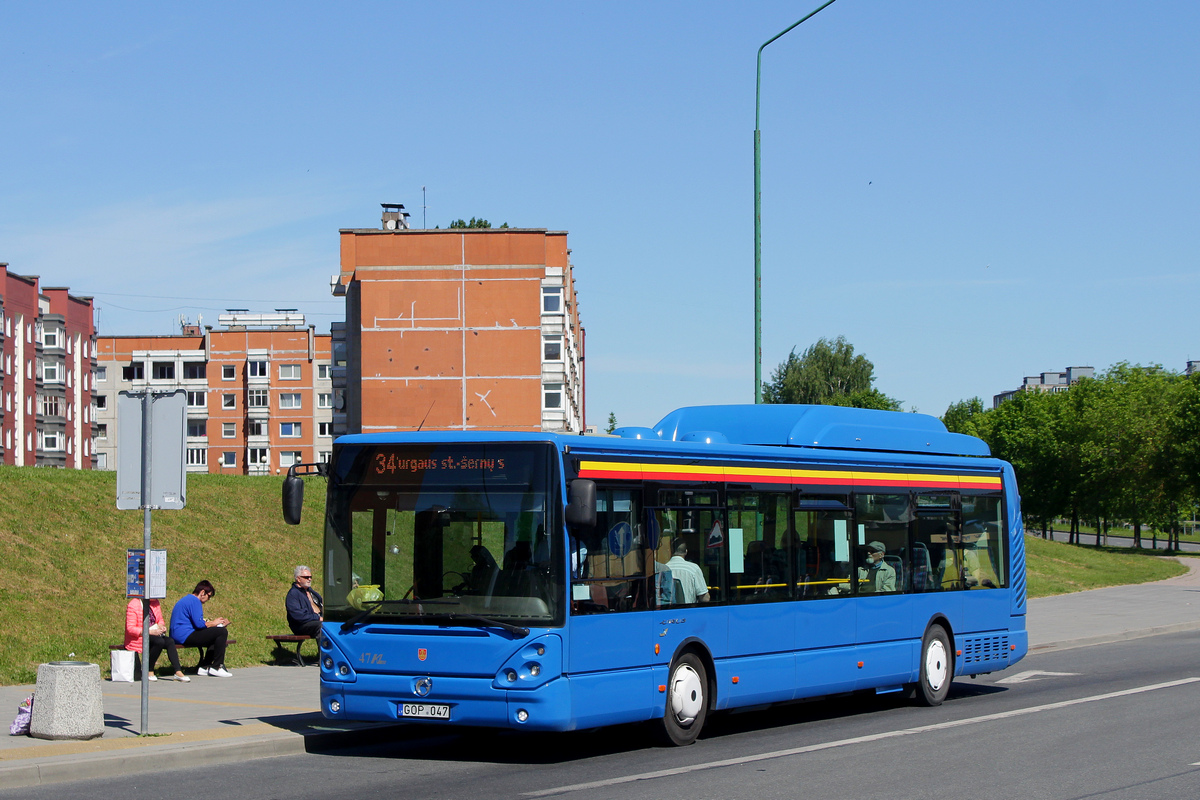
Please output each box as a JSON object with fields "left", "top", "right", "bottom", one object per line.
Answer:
{"left": 1024, "top": 535, "right": 1187, "bottom": 598}
{"left": 0, "top": 468, "right": 1189, "bottom": 684}
{"left": 0, "top": 466, "right": 323, "bottom": 685}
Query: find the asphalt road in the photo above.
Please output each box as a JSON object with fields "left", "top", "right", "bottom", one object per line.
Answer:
{"left": 1040, "top": 528, "right": 1200, "bottom": 553}
{"left": 9, "top": 631, "right": 1199, "bottom": 800}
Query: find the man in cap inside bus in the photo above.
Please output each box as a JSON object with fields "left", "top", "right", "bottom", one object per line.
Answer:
{"left": 858, "top": 541, "right": 896, "bottom": 593}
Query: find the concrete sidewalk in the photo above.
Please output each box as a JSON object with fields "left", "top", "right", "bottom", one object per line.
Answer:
{"left": 3, "top": 557, "right": 1199, "bottom": 791}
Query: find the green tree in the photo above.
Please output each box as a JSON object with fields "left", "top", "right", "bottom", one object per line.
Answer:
{"left": 449, "top": 217, "right": 509, "bottom": 229}
{"left": 605, "top": 412, "right": 618, "bottom": 434}
{"left": 762, "top": 336, "right": 900, "bottom": 410}
{"left": 942, "top": 397, "right": 987, "bottom": 437}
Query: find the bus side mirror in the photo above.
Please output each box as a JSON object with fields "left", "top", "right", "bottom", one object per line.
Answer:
{"left": 565, "top": 479, "right": 596, "bottom": 529}
{"left": 283, "top": 473, "right": 305, "bottom": 526}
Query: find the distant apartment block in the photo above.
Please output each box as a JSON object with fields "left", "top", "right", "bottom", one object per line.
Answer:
{"left": 332, "top": 208, "right": 585, "bottom": 435}
{"left": 1, "top": 264, "right": 97, "bottom": 468}
{"left": 992, "top": 366, "right": 1095, "bottom": 408}
{"left": 95, "top": 312, "right": 332, "bottom": 474}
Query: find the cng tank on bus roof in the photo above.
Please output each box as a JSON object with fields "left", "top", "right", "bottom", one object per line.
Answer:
{"left": 651, "top": 404, "right": 990, "bottom": 458}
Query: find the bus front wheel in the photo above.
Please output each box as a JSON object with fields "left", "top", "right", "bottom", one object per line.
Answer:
{"left": 915, "top": 625, "right": 952, "bottom": 706}
{"left": 659, "top": 653, "right": 707, "bottom": 746}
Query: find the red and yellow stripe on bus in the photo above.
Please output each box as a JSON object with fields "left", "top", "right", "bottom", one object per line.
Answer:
{"left": 577, "top": 460, "right": 1002, "bottom": 492}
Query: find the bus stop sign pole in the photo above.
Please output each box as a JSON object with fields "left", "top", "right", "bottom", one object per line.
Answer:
{"left": 117, "top": 389, "right": 186, "bottom": 735}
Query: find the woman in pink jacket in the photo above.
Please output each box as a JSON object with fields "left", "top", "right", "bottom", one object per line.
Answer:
{"left": 125, "top": 598, "right": 189, "bottom": 682}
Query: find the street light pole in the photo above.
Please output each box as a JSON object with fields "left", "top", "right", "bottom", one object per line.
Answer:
{"left": 754, "top": 0, "right": 839, "bottom": 403}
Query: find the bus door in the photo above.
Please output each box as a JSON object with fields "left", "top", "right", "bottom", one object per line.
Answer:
{"left": 566, "top": 486, "right": 658, "bottom": 728}
{"left": 708, "top": 487, "right": 798, "bottom": 706}
{"left": 910, "top": 494, "right": 965, "bottom": 638}
{"left": 853, "top": 493, "right": 914, "bottom": 688}
{"left": 792, "top": 494, "right": 858, "bottom": 696}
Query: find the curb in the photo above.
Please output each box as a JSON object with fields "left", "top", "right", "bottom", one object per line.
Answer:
{"left": 1029, "top": 620, "right": 1200, "bottom": 654}
{"left": 0, "top": 723, "right": 408, "bottom": 792}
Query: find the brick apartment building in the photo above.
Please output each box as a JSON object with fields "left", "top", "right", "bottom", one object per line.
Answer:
{"left": 95, "top": 312, "right": 332, "bottom": 474}
{"left": 332, "top": 211, "right": 585, "bottom": 435}
{"left": 1, "top": 264, "right": 97, "bottom": 468}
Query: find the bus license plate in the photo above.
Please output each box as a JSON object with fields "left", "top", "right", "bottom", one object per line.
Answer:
{"left": 402, "top": 703, "right": 450, "bottom": 720}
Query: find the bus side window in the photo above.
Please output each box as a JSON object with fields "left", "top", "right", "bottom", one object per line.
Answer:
{"left": 793, "top": 496, "right": 853, "bottom": 598}
{"left": 913, "top": 504, "right": 963, "bottom": 592}
{"left": 961, "top": 494, "right": 1005, "bottom": 589}
{"left": 572, "top": 488, "right": 649, "bottom": 614}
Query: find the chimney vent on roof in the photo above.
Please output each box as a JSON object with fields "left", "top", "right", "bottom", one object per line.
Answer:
{"left": 381, "top": 203, "right": 410, "bottom": 231}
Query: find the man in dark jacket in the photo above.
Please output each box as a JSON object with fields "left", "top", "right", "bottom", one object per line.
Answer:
{"left": 285, "top": 565, "right": 323, "bottom": 636}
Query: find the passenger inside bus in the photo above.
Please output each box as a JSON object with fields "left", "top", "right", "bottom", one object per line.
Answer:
{"left": 666, "top": 539, "right": 710, "bottom": 604}
{"left": 858, "top": 541, "right": 896, "bottom": 593}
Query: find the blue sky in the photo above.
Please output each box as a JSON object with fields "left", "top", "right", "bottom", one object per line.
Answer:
{"left": 3, "top": 2, "right": 1198, "bottom": 428}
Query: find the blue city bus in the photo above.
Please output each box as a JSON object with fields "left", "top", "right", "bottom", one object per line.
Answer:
{"left": 282, "top": 404, "right": 1027, "bottom": 745}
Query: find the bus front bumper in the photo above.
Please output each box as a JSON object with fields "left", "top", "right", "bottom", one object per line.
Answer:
{"left": 320, "top": 673, "right": 574, "bottom": 731}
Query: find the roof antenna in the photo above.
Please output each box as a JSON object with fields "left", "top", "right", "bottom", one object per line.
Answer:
{"left": 416, "top": 399, "right": 436, "bottom": 431}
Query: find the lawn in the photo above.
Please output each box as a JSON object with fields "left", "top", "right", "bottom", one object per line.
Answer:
{"left": 0, "top": 466, "right": 324, "bottom": 685}
{"left": 1024, "top": 534, "right": 1188, "bottom": 598}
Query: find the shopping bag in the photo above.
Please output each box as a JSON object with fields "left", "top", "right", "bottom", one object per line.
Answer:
{"left": 9, "top": 696, "right": 33, "bottom": 736}
{"left": 111, "top": 649, "right": 135, "bottom": 682}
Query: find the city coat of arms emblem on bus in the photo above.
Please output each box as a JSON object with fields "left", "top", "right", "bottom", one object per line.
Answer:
{"left": 418, "top": 648, "right": 428, "bottom": 661}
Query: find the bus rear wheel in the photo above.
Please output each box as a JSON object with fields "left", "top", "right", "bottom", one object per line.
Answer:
{"left": 915, "top": 625, "right": 952, "bottom": 706}
{"left": 658, "top": 653, "right": 707, "bottom": 746}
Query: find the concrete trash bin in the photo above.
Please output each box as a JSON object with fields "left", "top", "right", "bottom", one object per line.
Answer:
{"left": 30, "top": 661, "right": 105, "bottom": 740}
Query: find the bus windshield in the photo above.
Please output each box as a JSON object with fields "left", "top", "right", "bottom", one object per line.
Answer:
{"left": 323, "top": 442, "right": 564, "bottom": 628}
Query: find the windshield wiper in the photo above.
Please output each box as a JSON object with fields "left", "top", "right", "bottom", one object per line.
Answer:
{"left": 431, "top": 612, "right": 530, "bottom": 638}
{"left": 339, "top": 598, "right": 458, "bottom": 631}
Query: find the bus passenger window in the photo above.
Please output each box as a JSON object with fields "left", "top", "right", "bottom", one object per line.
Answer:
{"left": 961, "top": 495, "right": 1005, "bottom": 588}
{"left": 571, "top": 489, "right": 649, "bottom": 614}
{"left": 853, "top": 494, "right": 908, "bottom": 594}
{"left": 792, "top": 495, "right": 853, "bottom": 598}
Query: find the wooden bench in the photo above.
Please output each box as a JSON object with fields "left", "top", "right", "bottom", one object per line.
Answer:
{"left": 266, "top": 634, "right": 315, "bottom": 667}
{"left": 110, "top": 639, "right": 237, "bottom": 675}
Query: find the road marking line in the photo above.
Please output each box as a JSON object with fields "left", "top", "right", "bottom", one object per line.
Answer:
{"left": 524, "top": 677, "right": 1200, "bottom": 798}
{"left": 996, "top": 670, "right": 1079, "bottom": 685}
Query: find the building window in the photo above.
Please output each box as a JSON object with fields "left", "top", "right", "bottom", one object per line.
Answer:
{"left": 221, "top": 422, "right": 235, "bottom": 438}
{"left": 186, "top": 390, "right": 207, "bottom": 408}
{"left": 184, "top": 363, "right": 206, "bottom": 380}
{"left": 43, "top": 328, "right": 60, "bottom": 348}
{"left": 280, "top": 393, "right": 302, "bottom": 409}
{"left": 317, "top": 364, "right": 330, "bottom": 380}
{"left": 248, "top": 361, "right": 269, "bottom": 378}
{"left": 187, "top": 420, "right": 207, "bottom": 437}
{"left": 247, "top": 419, "right": 266, "bottom": 437}
{"left": 543, "top": 337, "right": 562, "bottom": 361}
{"left": 123, "top": 364, "right": 144, "bottom": 381}
{"left": 41, "top": 431, "right": 62, "bottom": 451}
{"left": 317, "top": 393, "right": 332, "bottom": 409}
{"left": 222, "top": 394, "right": 236, "bottom": 409}
{"left": 544, "top": 383, "right": 563, "bottom": 410}
{"left": 543, "top": 287, "right": 562, "bottom": 313}
{"left": 187, "top": 448, "right": 207, "bottom": 466}
{"left": 95, "top": 423, "right": 108, "bottom": 440}
{"left": 279, "top": 451, "right": 302, "bottom": 468}
{"left": 318, "top": 450, "right": 331, "bottom": 463}
{"left": 222, "top": 364, "right": 236, "bottom": 380}
{"left": 248, "top": 389, "right": 269, "bottom": 408}
{"left": 152, "top": 362, "right": 175, "bottom": 380}
{"left": 94, "top": 395, "right": 107, "bottom": 410}
{"left": 96, "top": 452, "right": 108, "bottom": 469}
{"left": 248, "top": 448, "right": 269, "bottom": 466}
{"left": 280, "top": 422, "right": 301, "bottom": 438}
{"left": 40, "top": 394, "right": 62, "bottom": 417}
{"left": 42, "top": 362, "right": 62, "bottom": 382}
{"left": 222, "top": 451, "right": 236, "bottom": 467}
{"left": 318, "top": 421, "right": 332, "bottom": 437}
{"left": 279, "top": 364, "right": 301, "bottom": 380}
